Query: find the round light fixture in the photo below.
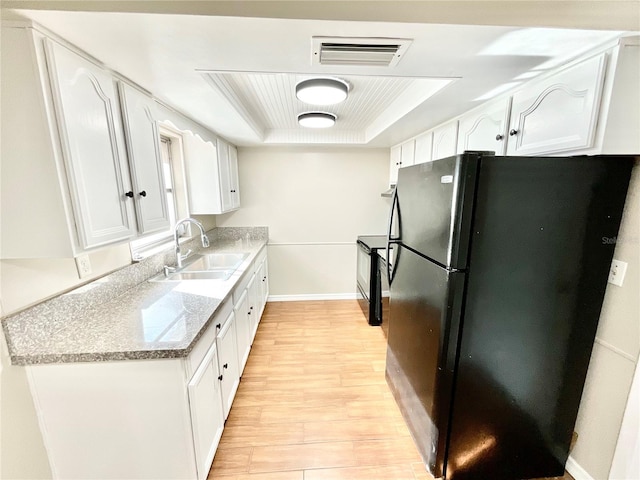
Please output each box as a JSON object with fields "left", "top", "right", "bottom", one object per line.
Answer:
{"left": 295, "top": 78, "right": 349, "bottom": 105}
{"left": 297, "top": 112, "right": 337, "bottom": 128}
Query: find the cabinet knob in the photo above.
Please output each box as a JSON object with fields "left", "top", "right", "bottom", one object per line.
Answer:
{"left": 495, "top": 134, "right": 504, "bottom": 141}
{"left": 125, "top": 191, "right": 134, "bottom": 198}
{"left": 250, "top": 306, "right": 253, "bottom": 310}
{"left": 248, "top": 311, "right": 251, "bottom": 315}
{"left": 216, "top": 323, "right": 221, "bottom": 329}
{"left": 509, "top": 129, "right": 519, "bottom": 136}
{"left": 223, "top": 363, "right": 228, "bottom": 369}
{"left": 218, "top": 375, "right": 223, "bottom": 381}
{"left": 139, "top": 190, "right": 147, "bottom": 197}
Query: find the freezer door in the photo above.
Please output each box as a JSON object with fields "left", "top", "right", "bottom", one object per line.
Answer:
{"left": 385, "top": 245, "right": 466, "bottom": 477}
{"left": 395, "top": 153, "right": 480, "bottom": 269}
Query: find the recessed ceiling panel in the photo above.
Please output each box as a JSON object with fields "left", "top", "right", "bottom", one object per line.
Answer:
{"left": 202, "top": 71, "right": 453, "bottom": 144}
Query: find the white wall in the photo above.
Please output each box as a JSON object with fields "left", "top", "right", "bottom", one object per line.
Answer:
{"left": 571, "top": 162, "right": 640, "bottom": 480}
{"left": 217, "top": 146, "right": 390, "bottom": 298}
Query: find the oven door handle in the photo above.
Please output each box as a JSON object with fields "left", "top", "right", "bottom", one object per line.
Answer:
{"left": 386, "top": 186, "right": 400, "bottom": 285}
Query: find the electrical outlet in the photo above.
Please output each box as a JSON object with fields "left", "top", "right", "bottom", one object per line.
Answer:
{"left": 608, "top": 259, "right": 628, "bottom": 287}
{"left": 75, "top": 254, "right": 92, "bottom": 279}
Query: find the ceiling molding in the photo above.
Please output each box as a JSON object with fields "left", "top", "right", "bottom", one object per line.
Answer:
{"left": 3, "top": 1, "right": 639, "bottom": 31}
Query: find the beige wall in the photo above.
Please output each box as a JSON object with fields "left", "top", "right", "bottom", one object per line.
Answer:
{"left": 572, "top": 162, "right": 640, "bottom": 479}
{"left": 217, "top": 146, "right": 390, "bottom": 297}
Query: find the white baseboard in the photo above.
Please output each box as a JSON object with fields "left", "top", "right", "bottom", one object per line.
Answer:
{"left": 267, "top": 293, "right": 358, "bottom": 302}
{"left": 566, "top": 455, "right": 596, "bottom": 480}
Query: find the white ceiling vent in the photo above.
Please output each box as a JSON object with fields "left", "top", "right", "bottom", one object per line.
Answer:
{"left": 312, "top": 37, "right": 412, "bottom": 67}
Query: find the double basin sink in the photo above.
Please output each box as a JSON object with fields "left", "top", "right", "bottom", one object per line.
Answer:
{"left": 151, "top": 252, "right": 249, "bottom": 282}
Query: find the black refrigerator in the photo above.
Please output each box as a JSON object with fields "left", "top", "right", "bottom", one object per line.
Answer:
{"left": 385, "top": 151, "right": 634, "bottom": 480}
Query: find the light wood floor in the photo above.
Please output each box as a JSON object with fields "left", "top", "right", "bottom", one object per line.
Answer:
{"left": 208, "top": 300, "right": 574, "bottom": 480}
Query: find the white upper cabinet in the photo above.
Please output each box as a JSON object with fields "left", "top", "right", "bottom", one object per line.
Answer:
{"left": 389, "top": 140, "right": 415, "bottom": 184}
{"left": 457, "top": 98, "right": 511, "bottom": 156}
{"left": 414, "top": 132, "right": 433, "bottom": 165}
{"left": 389, "top": 145, "right": 402, "bottom": 184}
{"left": 432, "top": 121, "right": 459, "bottom": 160}
{"left": 400, "top": 140, "right": 416, "bottom": 169}
{"left": 46, "top": 40, "right": 136, "bottom": 249}
{"left": 118, "top": 83, "right": 170, "bottom": 234}
{"left": 506, "top": 53, "right": 607, "bottom": 156}
{"left": 228, "top": 144, "right": 241, "bottom": 210}
{"left": 183, "top": 134, "right": 240, "bottom": 215}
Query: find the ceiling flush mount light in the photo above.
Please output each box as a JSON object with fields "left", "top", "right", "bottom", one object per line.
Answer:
{"left": 298, "top": 112, "right": 337, "bottom": 128}
{"left": 295, "top": 78, "right": 349, "bottom": 105}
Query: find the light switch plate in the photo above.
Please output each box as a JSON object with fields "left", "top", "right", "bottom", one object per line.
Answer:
{"left": 75, "top": 254, "right": 92, "bottom": 279}
{"left": 608, "top": 259, "right": 628, "bottom": 287}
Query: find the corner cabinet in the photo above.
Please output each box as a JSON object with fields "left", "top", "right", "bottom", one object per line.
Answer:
{"left": 506, "top": 53, "right": 607, "bottom": 156}
{"left": 183, "top": 134, "right": 241, "bottom": 214}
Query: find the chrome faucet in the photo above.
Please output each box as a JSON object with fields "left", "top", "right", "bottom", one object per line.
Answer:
{"left": 164, "top": 218, "right": 210, "bottom": 276}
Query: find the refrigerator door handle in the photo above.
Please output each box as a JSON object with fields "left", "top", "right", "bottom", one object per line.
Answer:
{"left": 386, "top": 186, "right": 400, "bottom": 285}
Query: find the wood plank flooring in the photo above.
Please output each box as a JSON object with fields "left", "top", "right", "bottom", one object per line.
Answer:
{"left": 208, "top": 300, "right": 574, "bottom": 480}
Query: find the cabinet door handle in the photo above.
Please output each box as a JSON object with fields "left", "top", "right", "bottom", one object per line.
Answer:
{"left": 139, "top": 190, "right": 147, "bottom": 197}
{"left": 216, "top": 323, "right": 221, "bottom": 329}
{"left": 125, "top": 191, "right": 134, "bottom": 198}
{"left": 223, "top": 363, "right": 228, "bottom": 369}
{"left": 218, "top": 375, "right": 223, "bottom": 381}
{"left": 250, "top": 306, "right": 254, "bottom": 310}
{"left": 509, "top": 129, "right": 519, "bottom": 136}
{"left": 495, "top": 134, "right": 504, "bottom": 141}
{"left": 248, "top": 310, "right": 251, "bottom": 315}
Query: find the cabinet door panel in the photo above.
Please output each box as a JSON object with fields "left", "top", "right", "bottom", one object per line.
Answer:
{"left": 457, "top": 98, "right": 511, "bottom": 155}
{"left": 183, "top": 133, "right": 222, "bottom": 213}
{"left": 234, "top": 290, "right": 251, "bottom": 374}
{"left": 228, "top": 145, "right": 241, "bottom": 209}
{"left": 217, "top": 139, "right": 233, "bottom": 212}
{"left": 400, "top": 140, "right": 415, "bottom": 168}
{"left": 389, "top": 145, "right": 402, "bottom": 184}
{"left": 414, "top": 132, "right": 433, "bottom": 165}
{"left": 507, "top": 53, "right": 606, "bottom": 155}
{"left": 247, "top": 273, "right": 261, "bottom": 342}
{"left": 432, "top": 121, "right": 459, "bottom": 160}
{"left": 216, "top": 311, "right": 240, "bottom": 419}
{"left": 188, "top": 344, "right": 224, "bottom": 480}
{"left": 46, "top": 41, "right": 135, "bottom": 248}
{"left": 119, "top": 83, "right": 170, "bottom": 234}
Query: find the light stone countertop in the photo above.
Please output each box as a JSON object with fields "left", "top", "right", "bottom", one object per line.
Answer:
{"left": 2, "top": 228, "right": 267, "bottom": 365}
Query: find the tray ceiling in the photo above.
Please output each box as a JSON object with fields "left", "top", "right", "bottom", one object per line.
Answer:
{"left": 6, "top": 9, "right": 628, "bottom": 147}
{"left": 201, "top": 72, "right": 454, "bottom": 144}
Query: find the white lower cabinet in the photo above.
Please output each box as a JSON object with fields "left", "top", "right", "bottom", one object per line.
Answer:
{"left": 216, "top": 310, "right": 240, "bottom": 419}
{"left": 247, "top": 273, "right": 260, "bottom": 341}
{"left": 234, "top": 289, "right": 252, "bottom": 374}
{"left": 24, "top": 249, "right": 270, "bottom": 479}
{"left": 187, "top": 342, "right": 224, "bottom": 480}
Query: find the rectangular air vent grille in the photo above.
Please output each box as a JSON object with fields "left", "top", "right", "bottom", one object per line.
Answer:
{"left": 312, "top": 37, "right": 412, "bottom": 67}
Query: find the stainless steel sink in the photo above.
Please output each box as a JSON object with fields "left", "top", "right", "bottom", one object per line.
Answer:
{"left": 150, "top": 270, "right": 235, "bottom": 282}
{"left": 182, "top": 252, "right": 249, "bottom": 272}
